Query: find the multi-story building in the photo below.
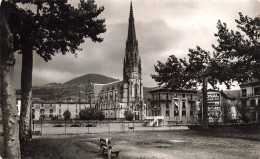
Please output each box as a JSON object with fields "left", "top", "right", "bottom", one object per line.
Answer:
{"left": 86, "top": 2, "right": 146, "bottom": 120}
{"left": 207, "top": 89, "right": 237, "bottom": 123}
{"left": 146, "top": 86, "right": 199, "bottom": 125}
{"left": 239, "top": 79, "right": 260, "bottom": 123}
{"left": 32, "top": 101, "right": 89, "bottom": 120}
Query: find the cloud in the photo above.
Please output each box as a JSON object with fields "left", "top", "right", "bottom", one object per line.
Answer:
{"left": 13, "top": 0, "right": 259, "bottom": 89}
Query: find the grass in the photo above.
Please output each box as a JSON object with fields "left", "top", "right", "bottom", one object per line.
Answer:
{"left": 22, "top": 135, "right": 103, "bottom": 159}
{"left": 1, "top": 124, "right": 260, "bottom": 158}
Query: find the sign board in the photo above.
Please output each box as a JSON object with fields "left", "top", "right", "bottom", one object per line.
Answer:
{"left": 207, "top": 93, "right": 220, "bottom": 102}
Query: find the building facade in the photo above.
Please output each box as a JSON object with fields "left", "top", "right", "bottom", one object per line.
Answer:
{"left": 239, "top": 79, "right": 260, "bottom": 123}
{"left": 207, "top": 89, "right": 237, "bottom": 123}
{"left": 85, "top": 2, "right": 146, "bottom": 120}
{"left": 31, "top": 101, "right": 89, "bottom": 120}
{"left": 146, "top": 86, "right": 199, "bottom": 125}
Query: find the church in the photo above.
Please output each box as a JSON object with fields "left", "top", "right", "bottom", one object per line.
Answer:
{"left": 85, "top": 2, "right": 146, "bottom": 120}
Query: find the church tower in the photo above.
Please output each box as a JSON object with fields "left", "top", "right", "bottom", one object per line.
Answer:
{"left": 123, "top": 1, "right": 143, "bottom": 112}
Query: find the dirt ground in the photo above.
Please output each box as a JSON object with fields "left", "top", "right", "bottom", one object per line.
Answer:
{"left": 23, "top": 128, "right": 260, "bottom": 159}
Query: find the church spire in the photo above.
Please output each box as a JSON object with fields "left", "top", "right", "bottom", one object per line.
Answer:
{"left": 127, "top": 1, "right": 136, "bottom": 43}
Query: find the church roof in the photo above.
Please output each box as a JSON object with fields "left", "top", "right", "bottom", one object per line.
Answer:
{"left": 127, "top": 1, "right": 136, "bottom": 43}
{"left": 91, "top": 80, "right": 123, "bottom": 95}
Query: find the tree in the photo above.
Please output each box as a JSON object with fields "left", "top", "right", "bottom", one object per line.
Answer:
{"left": 63, "top": 109, "right": 71, "bottom": 120}
{"left": 213, "top": 13, "right": 260, "bottom": 82}
{"left": 7, "top": 0, "right": 106, "bottom": 143}
{"left": 39, "top": 114, "right": 47, "bottom": 121}
{"left": 95, "top": 109, "right": 105, "bottom": 120}
{"left": 152, "top": 47, "right": 214, "bottom": 129}
{"left": 0, "top": 1, "right": 20, "bottom": 158}
{"left": 221, "top": 100, "right": 232, "bottom": 124}
{"left": 124, "top": 109, "right": 134, "bottom": 121}
{"left": 151, "top": 13, "right": 260, "bottom": 129}
{"left": 79, "top": 107, "right": 95, "bottom": 120}
{"left": 213, "top": 13, "right": 260, "bottom": 121}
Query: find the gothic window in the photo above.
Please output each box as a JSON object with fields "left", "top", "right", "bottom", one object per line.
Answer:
{"left": 182, "top": 111, "right": 186, "bottom": 116}
{"left": 135, "top": 83, "right": 138, "bottom": 97}
{"left": 182, "top": 102, "right": 186, "bottom": 109}
{"left": 174, "top": 110, "right": 179, "bottom": 116}
{"left": 165, "top": 110, "right": 169, "bottom": 116}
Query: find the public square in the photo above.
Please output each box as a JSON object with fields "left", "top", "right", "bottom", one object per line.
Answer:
{"left": 19, "top": 125, "right": 260, "bottom": 159}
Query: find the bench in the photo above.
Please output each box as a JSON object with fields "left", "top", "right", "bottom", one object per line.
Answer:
{"left": 99, "top": 138, "right": 119, "bottom": 159}
{"left": 129, "top": 126, "right": 135, "bottom": 130}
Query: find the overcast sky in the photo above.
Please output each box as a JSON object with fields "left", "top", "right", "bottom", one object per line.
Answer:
{"left": 13, "top": 0, "right": 260, "bottom": 89}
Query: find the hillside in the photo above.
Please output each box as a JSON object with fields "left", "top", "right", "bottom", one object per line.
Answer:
{"left": 64, "top": 73, "right": 118, "bottom": 86}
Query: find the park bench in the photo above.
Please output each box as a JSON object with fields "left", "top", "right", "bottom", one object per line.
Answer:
{"left": 99, "top": 138, "right": 119, "bottom": 159}
{"left": 129, "top": 126, "right": 135, "bottom": 130}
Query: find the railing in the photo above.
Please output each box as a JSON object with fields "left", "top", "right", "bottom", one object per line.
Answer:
{"left": 239, "top": 93, "right": 260, "bottom": 98}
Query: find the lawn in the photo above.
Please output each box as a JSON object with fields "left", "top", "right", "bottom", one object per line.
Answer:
{"left": 20, "top": 127, "right": 260, "bottom": 159}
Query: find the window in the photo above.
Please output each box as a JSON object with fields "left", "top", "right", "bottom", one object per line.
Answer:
{"left": 182, "top": 94, "right": 185, "bottom": 98}
{"left": 50, "top": 104, "right": 52, "bottom": 107}
{"left": 59, "top": 109, "right": 61, "bottom": 114}
{"left": 165, "top": 110, "right": 169, "bottom": 116}
{"left": 32, "top": 109, "right": 35, "bottom": 119}
{"left": 242, "top": 89, "right": 247, "bottom": 97}
{"left": 166, "top": 103, "right": 169, "bottom": 109}
{"left": 190, "top": 111, "right": 193, "bottom": 116}
{"left": 254, "top": 87, "right": 260, "bottom": 95}
{"left": 241, "top": 100, "right": 247, "bottom": 108}
{"left": 250, "top": 99, "right": 256, "bottom": 107}
{"left": 50, "top": 109, "right": 53, "bottom": 114}
{"left": 182, "top": 102, "right": 186, "bottom": 109}
{"left": 174, "top": 110, "right": 179, "bottom": 116}
{"left": 182, "top": 111, "right": 186, "bottom": 116}
{"left": 40, "top": 109, "right": 44, "bottom": 114}
{"left": 76, "top": 109, "right": 78, "bottom": 113}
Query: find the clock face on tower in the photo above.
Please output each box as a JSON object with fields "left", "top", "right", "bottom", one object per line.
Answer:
{"left": 133, "top": 72, "right": 138, "bottom": 78}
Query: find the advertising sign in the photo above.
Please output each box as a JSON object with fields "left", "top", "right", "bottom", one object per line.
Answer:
{"left": 207, "top": 93, "right": 220, "bottom": 102}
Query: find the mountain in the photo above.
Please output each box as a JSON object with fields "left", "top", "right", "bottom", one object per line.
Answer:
{"left": 64, "top": 73, "right": 118, "bottom": 86}
{"left": 223, "top": 90, "right": 240, "bottom": 98}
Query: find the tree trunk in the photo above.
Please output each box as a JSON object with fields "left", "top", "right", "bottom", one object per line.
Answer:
{"left": 19, "top": 40, "right": 33, "bottom": 144}
{"left": 0, "top": 1, "right": 21, "bottom": 157}
{"left": 202, "top": 76, "right": 208, "bottom": 129}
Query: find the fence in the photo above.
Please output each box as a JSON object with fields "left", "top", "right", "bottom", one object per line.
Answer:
{"left": 32, "top": 120, "right": 189, "bottom": 135}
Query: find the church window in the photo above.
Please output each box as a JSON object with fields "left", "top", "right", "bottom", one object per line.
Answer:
{"left": 135, "top": 84, "right": 138, "bottom": 97}
{"left": 182, "top": 111, "right": 186, "bottom": 116}
{"left": 174, "top": 110, "right": 179, "bottom": 116}
{"left": 165, "top": 110, "right": 169, "bottom": 116}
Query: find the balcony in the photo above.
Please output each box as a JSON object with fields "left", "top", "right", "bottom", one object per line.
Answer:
{"left": 239, "top": 93, "right": 260, "bottom": 98}
{"left": 188, "top": 97, "right": 197, "bottom": 102}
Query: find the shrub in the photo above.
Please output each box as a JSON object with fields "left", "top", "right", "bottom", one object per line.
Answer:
{"left": 79, "top": 108, "right": 105, "bottom": 120}
{"left": 124, "top": 109, "right": 134, "bottom": 121}
{"left": 95, "top": 109, "right": 105, "bottom": 120}
{"left": 63, "top": 109, "right": 71, "bottom": 120}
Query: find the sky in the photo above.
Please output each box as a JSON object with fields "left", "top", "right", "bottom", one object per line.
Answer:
{"left": 13, "top": 0, "right": 260, "bottom": 90}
